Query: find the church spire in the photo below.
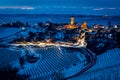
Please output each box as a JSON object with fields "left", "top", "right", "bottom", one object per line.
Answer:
{"left": 70, "top": 16, "right": 74, "bottom": 25}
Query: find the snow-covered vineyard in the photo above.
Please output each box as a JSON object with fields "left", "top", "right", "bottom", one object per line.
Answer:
{"left": 0, "top": 48, "right": 21, "bottom": 69}
{"left": 0, "top": 28, "right": 21, "bottom": 39}
{"left": 0, "top": 45, "right": 120, "bottom": 80}
{"left": 15, "top": 46, "right": 89, "bottom": 79}
{"left": 70, "top": 48, "right": 120, "bottom": 80}
{"left": 0, "top": 28, "right": 22, "bottom": 43}
{"left": 0, "top": 46, "right": 91, "bottom": 79}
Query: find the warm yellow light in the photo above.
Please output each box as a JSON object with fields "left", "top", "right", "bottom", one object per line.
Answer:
{"left": 81, "top": 22, "right": 87, "bottom": 29}
{"left": 71, "top": 16, "right": 74, "bottom": 25}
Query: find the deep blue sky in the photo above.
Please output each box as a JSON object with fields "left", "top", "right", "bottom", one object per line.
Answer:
{"left": 0, "top": 0, "right": 120, "bottom": 15}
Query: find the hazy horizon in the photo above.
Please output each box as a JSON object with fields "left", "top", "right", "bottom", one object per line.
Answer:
{"left": 0, "top": 0, "right": 119, "bottom": 15}
{"left": 0, "top": 13, "right": 120, "bottom": 16}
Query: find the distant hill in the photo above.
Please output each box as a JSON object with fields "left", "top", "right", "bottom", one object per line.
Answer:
{"left": 0, "top": 14, "right": 120, "bottom": 26}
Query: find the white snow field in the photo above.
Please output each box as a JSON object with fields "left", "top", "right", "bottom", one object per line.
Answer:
{"left": 70, "top": 48, "right": 120, "bottom": 80}
{"left": 0, "top": 48, "right": 21, "bottom": 68}
{"left": 18, "top": 46, "right": 88, "bottom": 79}
{"left": 0, "top": 27, "right": 21, "bottom": 39}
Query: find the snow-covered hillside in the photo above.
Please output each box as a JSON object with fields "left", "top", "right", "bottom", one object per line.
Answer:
{"left": 0, "top": 28, "right": 21, "bottom": 39}
{"left": 0, "top": 48, "right": 21, "bottom": 69}
{"left": 70, "top": 48, "right": 120, "bottom": 80}
{"left": 14, "top": 46, "right": 90, "bottom": 80}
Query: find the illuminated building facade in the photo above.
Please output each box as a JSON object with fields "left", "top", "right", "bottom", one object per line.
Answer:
{"left": 64, "top": 16, "right": 78, "bottom": 29}
{"left": 71, "top": 16, "right": 74, "bottom": 25}
{"left": 81, "top": 22, "right": 87, "bottom": 29}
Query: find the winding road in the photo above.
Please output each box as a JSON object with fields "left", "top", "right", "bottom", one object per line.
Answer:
{"left": 64, "top": 48, "right": 96, "bottom": 79}
{"left": 11, "top": 43, "right": 96, "bottom": 79}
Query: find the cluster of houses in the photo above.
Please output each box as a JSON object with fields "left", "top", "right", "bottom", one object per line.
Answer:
{"left": 6, "top": 16, "right": 119, "bottom": 48}
{"left": 12, "top": 16, "right": 87, "bottom": 44}
{"left": 86, "top": 23, "right": 120, "bottom": 54}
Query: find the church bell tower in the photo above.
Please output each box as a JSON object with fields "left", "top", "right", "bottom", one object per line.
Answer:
{"left": 70, "top": 16, "right": 74, "bottom": 25}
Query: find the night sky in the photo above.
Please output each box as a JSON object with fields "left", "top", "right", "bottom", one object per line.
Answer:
{"left": 0, "top": 0, "right": 120, "bottom": 15}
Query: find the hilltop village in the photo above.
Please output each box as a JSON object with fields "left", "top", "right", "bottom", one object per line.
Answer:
{"left": 0, "top": 15, "right": 120, "bottom": 80}
{"left": 0, "top": 16, "right": 120, "bottom": 54}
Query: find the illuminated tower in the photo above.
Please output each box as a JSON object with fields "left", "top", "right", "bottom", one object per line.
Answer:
{"left": 70, "top": 16, "right": 74, "bottom": 25}
{"left": 81, "top": 22, "right": 87, "bottom": 29}
{"left": 64, "top": 16, "right": 78, "bottom": 29}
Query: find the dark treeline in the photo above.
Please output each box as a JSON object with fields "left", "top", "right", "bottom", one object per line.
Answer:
{"left": 0, "top": 65, "right": 29, "bottom": 80}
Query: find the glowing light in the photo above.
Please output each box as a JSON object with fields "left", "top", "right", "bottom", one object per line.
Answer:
{"left": 114, "top": 25, "right": 118, "bottom": 28}
{"left": 71, "top": 16, "right": 74, "bottom": 25}
{"left": 21, "top": 27, "right": 26, "bottom": 30}
{"left": 64, "top": 16, "right": 78, "bottom": 29}
{"left": 81, "top": 22, "right": 87, "bottom": 29}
